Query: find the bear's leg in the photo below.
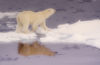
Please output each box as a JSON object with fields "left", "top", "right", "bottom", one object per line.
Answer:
{"left": 22, "top": 22, "right": 30, "bottom": 33}
{"left": 16, "top": 22, "right": 23, "bottom": 33}
{"left": 32, "top": 24, "right": 38, "bottom": 32}
{"left": 40, "top": 22, "right": 50, "bottom": 31}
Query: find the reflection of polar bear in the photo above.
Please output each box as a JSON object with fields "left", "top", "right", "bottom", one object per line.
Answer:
{"left": 16, "top": 8, "right": 56, "bottom": 33}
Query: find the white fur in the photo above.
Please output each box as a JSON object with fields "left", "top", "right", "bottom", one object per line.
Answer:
{"left": 16, "top": 8, "right": 56, "bottom": 33}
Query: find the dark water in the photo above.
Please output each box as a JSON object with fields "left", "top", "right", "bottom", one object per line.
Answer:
{"left": 0, "top": 43, "right": 100, "bottom": 65}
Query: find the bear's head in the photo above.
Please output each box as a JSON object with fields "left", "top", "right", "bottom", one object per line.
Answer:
{"left": 42, "top": 8, "right": 56, "bottom": 19}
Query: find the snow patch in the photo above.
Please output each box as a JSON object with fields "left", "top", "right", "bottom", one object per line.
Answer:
{"left": 40, "top": 19, "right": 100, "bottom": 48}
{"left": 0, "top": 32, "right": 37, "bottom": 43}
{"left": 0, "top": 12, "right": 100, "bottom": 48}
{"left": 0, "top": 12, "right": 18, "bottom": 19}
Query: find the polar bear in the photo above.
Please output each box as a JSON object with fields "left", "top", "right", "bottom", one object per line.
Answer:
{"left": 16, "top": 8, "right": 56, "bottom": 33}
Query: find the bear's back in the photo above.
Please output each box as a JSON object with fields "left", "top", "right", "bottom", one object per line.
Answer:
{"left": 18, "top": 11, "right": 35, "bottom": 17}
{"left": 17, "top": 11, "right": 37, "bottom": 23}
{"left": 17, "top": 10, "right": 47, "bottom": 24}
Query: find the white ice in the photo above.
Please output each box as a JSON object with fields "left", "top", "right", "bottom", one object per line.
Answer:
{"left": 0, "top": 12, "right": 100, "bottom": 49}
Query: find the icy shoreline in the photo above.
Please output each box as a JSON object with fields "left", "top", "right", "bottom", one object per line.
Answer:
{"left": 0, "top": 19, "right": 100, "bottom": 49}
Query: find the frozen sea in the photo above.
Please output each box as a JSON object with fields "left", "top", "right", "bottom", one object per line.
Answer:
{"left": 0, "top": 0, "right": 100, "bottom": 65}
